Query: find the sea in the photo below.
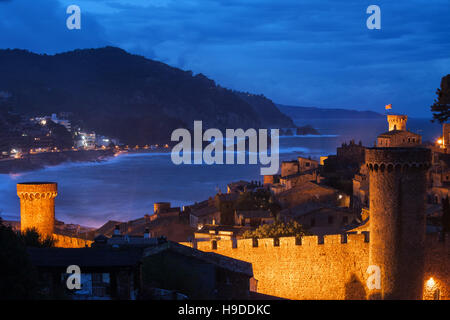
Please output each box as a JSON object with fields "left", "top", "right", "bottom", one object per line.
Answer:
{"left": 0, "top": 117, "right": 442, "bottom": 227}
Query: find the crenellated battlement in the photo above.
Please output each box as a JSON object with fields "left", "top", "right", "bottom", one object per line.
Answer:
{"left": 181, "top": 232, "right": 371, "bottom": 299}
{"left": 179, "top": 231, "right": 449, "bottom": 300}
{"left": 183, "top": 232, "right": 371, "bottom": 251}
{"left": 53, "top": 233, "right": 93, "bottom": 248}
{"left": 17, "top": 191, "right": 58, "bottom": 200}
{"left": 17, "top": 182, "right": 58, "bottom": 200}
{"left": 17, "top": 182, "right": 58, "bottom": 237}
{"left": 365, "top": 147, "right": 431, "bottom": 170}
{"left": 365, "top": 147, "right": 432, "bottom": 178}
{"left": 181, "top": 232, "right": 449, "bottom": 251}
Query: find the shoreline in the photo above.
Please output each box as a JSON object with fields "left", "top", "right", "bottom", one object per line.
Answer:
{"left": 0, "top": 148, "right": 172, "bottom": 175}
{"left": 0, "top": 149, "right": 115, "bottom": 174}
{"left": 0, "top": 149, "right": 169, "bottom": 174}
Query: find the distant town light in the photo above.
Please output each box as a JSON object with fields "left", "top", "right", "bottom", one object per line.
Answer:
{"left": 437, "top": 139, "right": 443, "bottom": 145}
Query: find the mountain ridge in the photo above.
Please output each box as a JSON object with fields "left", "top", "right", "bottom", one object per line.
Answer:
{"left": 277, "top": 104, "right": 384, "bottom": 119}
{"left": 0, "top": 46, "right": 294, "bottom": 144}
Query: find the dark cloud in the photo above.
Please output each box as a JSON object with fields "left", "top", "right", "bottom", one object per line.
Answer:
{"left": 0, "top": 0, "right": 109, "bottom": 53}
{"left": 1, "top": 0, "right": 449, "bottom": 116}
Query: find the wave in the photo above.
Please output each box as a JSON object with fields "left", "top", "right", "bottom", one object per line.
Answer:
{"left": 279, "top": 134, "right": 339, "bottom": 139}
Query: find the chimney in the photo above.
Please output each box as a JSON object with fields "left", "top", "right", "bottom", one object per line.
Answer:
{"left": 144, "top": 228, "right": 150, "bottom": 239}
{"left": 114, "top": 224, "right": 121, "bottom": 236}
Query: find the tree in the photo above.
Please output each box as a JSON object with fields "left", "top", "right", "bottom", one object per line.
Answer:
{"left": 19, "top": 228, "right": 56, "bottom": 248}
{"left": 442, "top": 196, "right": 450, "bottom": 233}
{"left": 431, "top": 75, "right": 450, "bottom": 123}
{"left": 0, "top": 219, "right": 40, "bottom": 299}
{"left": 242, "top": 220, "right": 307, "bottom": 239}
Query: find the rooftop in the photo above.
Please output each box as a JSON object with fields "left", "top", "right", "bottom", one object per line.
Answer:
{"left": 190, "top": 205, "right": 219, "bottom": 218}
{"left": 27, "top": 247, "right": 143, "bottom": 268}
{"left": 236, "top": 210, "right": 273, "bottom": 219}
{"left": 144, "top": 241, "right": 253, "bottom": 277}
{"left": 377, "top": 130, "right": 420, "bottom": 137}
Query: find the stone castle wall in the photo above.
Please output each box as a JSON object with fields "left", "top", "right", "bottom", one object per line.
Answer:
{"left": 53, "top": 233, "right": 93, "bottom": 248}
{"left": 423, "top": 233, "right": 450, "bottom": 300}
{"left": 181, "top": 233, "right": 450, "bottom": 300}
{"left": 182, "top": 234, "right": 371, "bottom": 300}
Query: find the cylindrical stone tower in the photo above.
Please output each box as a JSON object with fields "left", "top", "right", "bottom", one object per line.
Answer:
{"left": 366, "top": 148, "right": 431, "bottom": 299}
{"left": 17, "top": 182, "right": 58, "bottom": 237}
{"left": 387, "top": 114, "right": 408, "bottom": 131}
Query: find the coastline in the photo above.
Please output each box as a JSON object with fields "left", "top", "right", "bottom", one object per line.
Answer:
{"left": 0, "top": 127, "right": 321, "bottom": 175}
{"left": 0, "top": 148, "right": 173, "bottom": 175}
{"left": 0, "top": 149, "right": 115, "bottom": 174}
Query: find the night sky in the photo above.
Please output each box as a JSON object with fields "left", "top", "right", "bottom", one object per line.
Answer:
{"left": 0, "top": 0, "right": 449, "bottom": 117}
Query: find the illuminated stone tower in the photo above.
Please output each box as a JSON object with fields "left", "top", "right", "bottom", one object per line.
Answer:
{"left": 154, "top": 202, "right": 171, "bottom": 214}
{"left": 17, "top": 182, "right": 57, "bottom": 237}
{"left": 387, "top": 114, "right": 408, "bottom": 131}
{"left": 366, "top": 148, "right": 431, "bottom": 299}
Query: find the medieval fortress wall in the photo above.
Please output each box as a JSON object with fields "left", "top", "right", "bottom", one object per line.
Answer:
{"left": 15, "top": 143, "right": 450, "bottom": 299}
{"left": 181, "top": 232, "right": 449, "bottom": 300}
{"left": 183, "top": 146, "right": 450, "bottom": 300}
{"left": 52, "top": 233, "right": 92, "bottom": 248}
{"left": 424, "top": 233, "right": 450, "bottom": 300}
{"left": 183, "top": 234, "right": 371, "bottom": 300}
